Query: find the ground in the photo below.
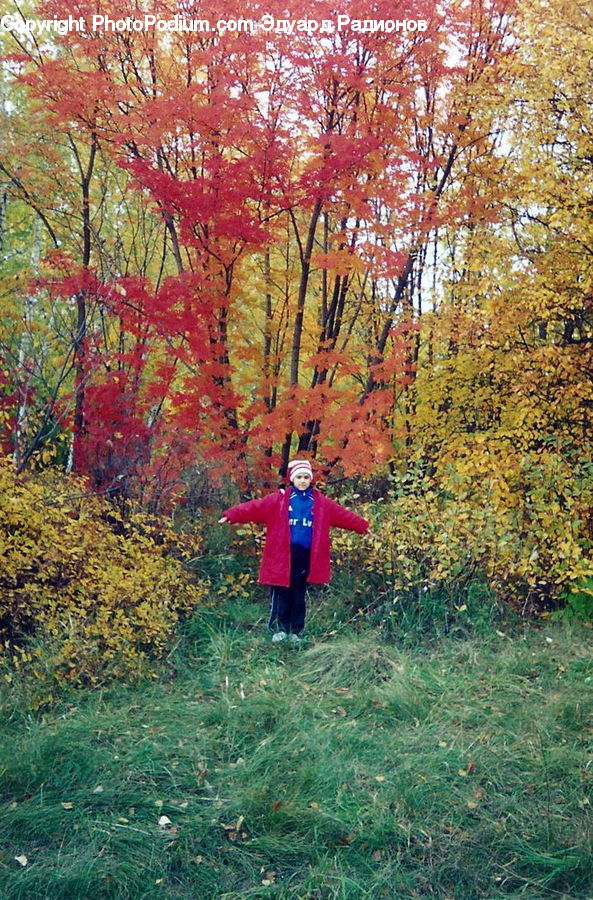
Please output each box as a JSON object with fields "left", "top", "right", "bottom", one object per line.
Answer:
{"left": 1, "top": 600, "right": 592, "bottom": 899}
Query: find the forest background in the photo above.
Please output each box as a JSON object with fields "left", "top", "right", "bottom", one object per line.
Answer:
{"left": 2, "top": 0, "right": 593, "bottom": 665}
{"left": 1, "top": 1, "right": 593, "bottom": 898}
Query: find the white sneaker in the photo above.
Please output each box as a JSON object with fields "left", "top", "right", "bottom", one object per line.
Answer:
{"left": 288, "top": 633, "right": 302, "bottom": 643}
{"left": 271, "top": 631, "right": 287, "bottom": 643}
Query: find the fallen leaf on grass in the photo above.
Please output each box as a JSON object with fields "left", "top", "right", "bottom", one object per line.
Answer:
{"left": 222, "top": 815, "right": 247, "bottom": 842}
{"left": 158, "top": 815, "right": 173, "bottom": 828}
{"left": 61, "top": 802, "right": 74, "bottom": 810}
{"left": 261, "top": 869, "right": 276, "bottom": 886}
{"left": 14, "top": 855, "right": 28, "bottom": 867}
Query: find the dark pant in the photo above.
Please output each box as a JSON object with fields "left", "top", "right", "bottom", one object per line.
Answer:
{"left": 268, "top": 545, "right": 311, "bottom": 634}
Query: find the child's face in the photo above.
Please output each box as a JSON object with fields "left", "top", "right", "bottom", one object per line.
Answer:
{"left": 292, "top": 472, "right": 312, "bottom": 490}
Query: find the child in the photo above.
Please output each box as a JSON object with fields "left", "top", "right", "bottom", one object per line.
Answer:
{"left": 218, "top": 460, "right": 369, "bottom": 642}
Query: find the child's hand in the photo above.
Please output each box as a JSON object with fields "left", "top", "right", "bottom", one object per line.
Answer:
{"left": 218, "top": 516, "right": 229, "bottom": 524}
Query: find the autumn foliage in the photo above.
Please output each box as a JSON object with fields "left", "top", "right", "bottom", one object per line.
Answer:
{"left": 0, "top": 0, "right": 518, "bottom": 490}
{"left": 0, "top": 457, "right": 205, "bottom": 690}
{"left": 1, "top": 0, "right": 592, "bottom": 614}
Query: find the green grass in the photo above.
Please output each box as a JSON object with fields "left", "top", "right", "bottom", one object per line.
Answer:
{"left": 1, "top": 600, "right": 592, "bottom": 899}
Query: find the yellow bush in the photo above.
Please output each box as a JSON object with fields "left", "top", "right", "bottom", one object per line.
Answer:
{"left": 0, "top": 456, "right": 206, "bottom": 686}
{"left": 333, "top": 442, "right": 593, "bottom": 614}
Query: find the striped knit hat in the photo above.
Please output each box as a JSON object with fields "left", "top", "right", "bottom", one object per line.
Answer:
{"left": 287, "top": 459, "right": 313, "bottom": 482}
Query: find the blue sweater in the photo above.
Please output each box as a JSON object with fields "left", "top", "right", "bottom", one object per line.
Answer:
{"left": 288, "top": 487, "right": 314, "bottom": 548}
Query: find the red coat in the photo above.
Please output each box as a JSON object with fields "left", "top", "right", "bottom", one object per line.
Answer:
{"left": 223, "top": 488, "right": 369, "bottom": 586}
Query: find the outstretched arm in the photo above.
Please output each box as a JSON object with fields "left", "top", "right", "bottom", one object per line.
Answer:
{"left": 326, "top": 497, "right": 369, "bottom": 533}
{"left": 219, "top": 492, "right": 279, "bottom": 526}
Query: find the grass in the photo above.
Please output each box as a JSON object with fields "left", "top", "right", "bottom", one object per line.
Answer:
{"left": 0, "top": 597, "right": 592, "bottom": 899}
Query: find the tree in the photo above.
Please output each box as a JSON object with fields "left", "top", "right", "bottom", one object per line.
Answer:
{"left": 1, "top": 0, "right": 517, "bottom": 499}
{"left": 409, "top": 0, "right": 593, "bottom": 604}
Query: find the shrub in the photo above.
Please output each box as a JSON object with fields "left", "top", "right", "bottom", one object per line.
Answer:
{"left": 0, "top": 456, "right": 206, "bottom": 688}
{"left": 332, "top": 444, "right": 593, "bottom": 624}
{"left": 332, "top": 489, "right": 498, "bottom": 639}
